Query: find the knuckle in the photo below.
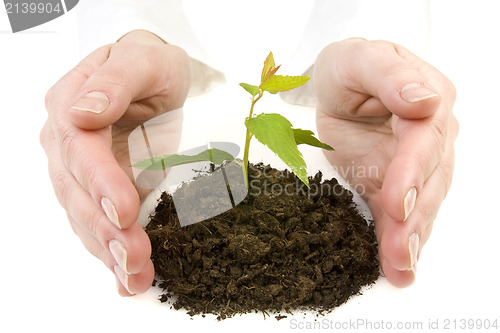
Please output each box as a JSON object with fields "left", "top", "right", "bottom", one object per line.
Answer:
{"left": 39, "top": 121, "right": 51, "bottom": 150}
{"left": 84, "top": 162, "right": 98, "bottom": 193}
{"left": 88, "top": 214, "right": 116, "bottom": 250}
{"left": 421, "top": 220, "right": 434, "bottom": 245}
{"left": 44, "top": 86, "right": 56, "bottom": 112}
{"left": 67, "top": 213, "right": 80, "bottom": 236}
{"left": 430, "top": 117, "right": 447, "bottom": 139}
{"left": 50, "top": 168, "right": 71, "bottom": 208}
{"left": 157, "top": 47, "right": 191, "bottom": 108}
{"left": 165, "top": 44, "right": 190, "bottom": 66}
{"left": 352, "top": 39, "right": 392, "bottom": 57}
{"left": 91, "top": 69, "right": 127, "bottom": 91}
{"left": 58, "top": 125, "right": 79, "bottom": 162}
{"left": 437, "top": 157, "right": 455, "bottom": 196}
{"left": 138, "top": 43, "right": 163, "bottom": 64}
{"left": 390, "top": 42, "right": 406, "bottom": 57}
{"left": 442, "top": 76, "right": 457, "bottom": 103}
{"left": 85, "top": 209, "right": 104, "bottom": 238}
{"left": 67, "top": 194, "right": 114, "bottom": 246}
{"left": 75, "top": 155, "right": 99, "bottom": 194}
{"left": 411, "top": 149, "right": 431, "bottom": 176}
{"left": 118, "top": 43, "right": 168, "bottom": 75}
{"left": 417, "top": 201, "right": 439, "bottom": 228}
{"left": 448, "top": 81, "right": 457, "bottom": 102}
{"left": 346, "top": 39, "right": 372, "bottom": 61}
{"left": 74, "top": 200, "right": 109, "bottom": 240}
{"left": 428, "top": 118, "right": 448, "bottom": 155}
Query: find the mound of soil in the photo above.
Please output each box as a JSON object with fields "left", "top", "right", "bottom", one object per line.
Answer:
{"left": 146, "top": 162, "right": 379, "bottom": 320}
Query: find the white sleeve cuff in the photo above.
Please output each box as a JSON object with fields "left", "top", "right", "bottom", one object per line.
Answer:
{"left": 76, "top": 0, "right": 225, "bottom": 96}
{"left": 281, "top": 0, "right": 431, "bottom": 107}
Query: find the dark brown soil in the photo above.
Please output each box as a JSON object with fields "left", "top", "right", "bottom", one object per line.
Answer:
{"left": 146, "top": 162, "right": 379, "bottom": 320}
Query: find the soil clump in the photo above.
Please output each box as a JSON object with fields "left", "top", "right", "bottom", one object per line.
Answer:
{"left": 146, "top": 162, "right": 379, "bottom": 320}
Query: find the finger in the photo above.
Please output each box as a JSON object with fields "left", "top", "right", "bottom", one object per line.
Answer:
{"left": 42, "top": 113, "right": 139, "bottom": 230}
{"left": 381, "top": 113, "right": 458, "bottom": 222}
{"left": 45, "top": 46, "right": 190, "bottom": 229}
{"left": 68, "top": 43, "right": 191, "bottom": 130}
{"left": 45, "top": 55, "right": 141, "bottom": 230}
{"left": 314, "top": 39, "right": 441, "bottom": 120}
{"left": 59, "top": 122, "right": 140, "bottom": 229}
{"left": 368, "top": 196, "right": 414, "bottom": 287}
{"left": 63, "top": 177, "right": 151, "bottom": 275}
{"left": 116, "top": 276, "right": 134, "bottom": 297}
{"left": 379, "top": 256, "right": 414, "bottom": 288}
{"left": 375, "top": 137, "right": 456, "bottom": 287}
{"left": 71, "top": 216, "right": 155, "bottom": 296}
{"left": 42, "top": 125, "right": 151, "bottom": 275}
{"left": 67, "top": 215, "right": 117, "bottom": 270}
{"left": 114, "top": 259, "right": 155, "bottom": 296}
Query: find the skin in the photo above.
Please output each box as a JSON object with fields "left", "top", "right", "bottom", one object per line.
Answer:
{"left": 40, "top": 30, "right": 191, "bottom": 295}
{"left": 41, "top": 32, "right": 457, "bottom": 295}
{"left": 314, "top": 38, "right": 458, "bottom": 287}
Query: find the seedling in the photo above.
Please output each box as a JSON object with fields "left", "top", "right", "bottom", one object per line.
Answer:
{"left": 240, "top": 52, "right": 333, "bottom": 186}
{"left": 140, "top": 55, "right": 380, "bottom": 319}
{"left": 132, "top": 52, "right": 333, "bottom": 187}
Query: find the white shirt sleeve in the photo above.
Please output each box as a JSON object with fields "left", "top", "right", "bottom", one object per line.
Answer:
{"left": 280, "top": 0, "right": 431, "bottom": 106}
{"left": 76, "top": 0, "right": 225, "bottom": 96}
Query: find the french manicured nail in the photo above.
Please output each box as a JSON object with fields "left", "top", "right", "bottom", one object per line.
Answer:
{"left": 114, "top": 265, "right": 134, "bottom": 295}
{"left": 400, "top": 83, "right": 438, "bottom": 103}
{"left": 408, "top": 233, "right": 419, "bottom": 275}
{"left": 71, "top": 91, "right": 109, "bottom": 114}
{"left": 116, "top": 277, "right": 128, "bottom": 297}
{"left": 101, "top": 197, "right": 121, "bottom": 229}
{"left": 109, "top": 239, "right": 129, "bottom": 274}
{"left": 403, "top": 187, "right": 417, "bottom": 222}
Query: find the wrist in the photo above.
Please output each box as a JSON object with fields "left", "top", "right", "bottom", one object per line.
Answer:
{"left": 117, "top": 29, "right": 167, "bottom": 45}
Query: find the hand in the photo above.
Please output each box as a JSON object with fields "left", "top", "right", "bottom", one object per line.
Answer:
{"left": 40, "top": 30, "right": 191, "bottom": 295}
{"left": 314, "top": 39, "right": 458, "bottom": 287}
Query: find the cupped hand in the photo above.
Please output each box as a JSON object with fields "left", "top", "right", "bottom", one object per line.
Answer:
{"left": 314, "top": 39, "right": 458, "bottom": 287}
{"left": 40, "top": 30, "right": 191, "bottom": 295}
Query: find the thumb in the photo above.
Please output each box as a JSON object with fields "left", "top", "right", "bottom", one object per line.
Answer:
{"left": 315, "top": 39, "right": 441, "bottom": 120}
{"left": 69, "top": 41, "right": 190, "bottom": 130}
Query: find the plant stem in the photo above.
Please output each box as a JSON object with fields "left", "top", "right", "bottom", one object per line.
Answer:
{"left": 242, "top": 91, "right": 263, "bottom": 186}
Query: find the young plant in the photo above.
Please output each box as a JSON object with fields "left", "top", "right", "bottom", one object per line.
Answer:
{"left": 240, "top": 52, "right": 333, "bottom": 186}
{"left": 132, "top": 52, "right": 333, "bottom": 187}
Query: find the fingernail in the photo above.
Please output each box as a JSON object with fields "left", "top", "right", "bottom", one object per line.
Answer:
{"left": 101, "top": 197, "right": 122, "bottom": 229}
{"left": 408, "top": 232, "right": 419, "bottom": 275}
{"left": 403, "top": 187, "right": 417, "bottom": 221}
{"left": 400, "top": 83, "right": 438, "bottom": 103}
{"left": 114, "top": 265, "right": 134, "bottom": 295}
{"left": 115, "top": 277, "right": 129, "bottom": 297}
{"left": 71, "top": 91, "right": 109, "bottom": 114}
{"left": 109, "top": 239, "right": 129, "bottom": 274}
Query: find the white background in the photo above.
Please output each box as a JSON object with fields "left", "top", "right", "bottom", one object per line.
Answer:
{"left": 1, "top": 1, "right": 499, "bottom": 332}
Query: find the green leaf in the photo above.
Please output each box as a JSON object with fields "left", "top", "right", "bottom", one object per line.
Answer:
{"left": 245, "top": 113, "right": 309, "bottom": 186}
{"left": 239, "top": 83, "right": 259, "bottom": 97}
{"left": 293, "top": 128, "right": 334, "bottom": 151}
{"left": 131, "top": 148, "right": 235, "bottom": 171}
{"left": 261, "top": 51, "right": 277, "bottom": 82}
{"left": 261, "top": 75, "right": 311, "bottom": 94}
